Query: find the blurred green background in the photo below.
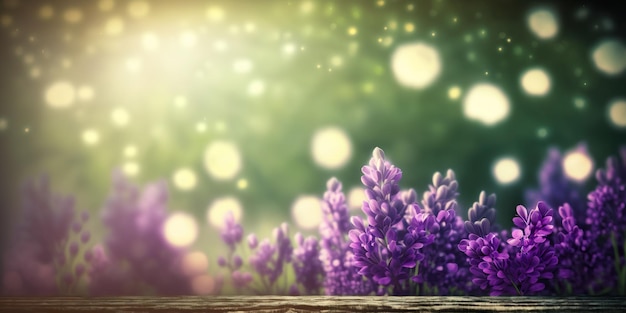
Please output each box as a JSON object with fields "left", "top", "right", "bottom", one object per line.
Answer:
{"left": 0, "top": 0, "right": 624, "bottom": 255}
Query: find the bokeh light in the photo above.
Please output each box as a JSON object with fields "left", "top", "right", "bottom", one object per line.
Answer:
{"left": 492, "top": 157, "right": 521, "bottom": 185}
{"left": 608, "top": 98, "right": 626, "bottom": 128}
{"left": 347, "top": 187, "right": 366, "bottom": 211}
{"left": 207, "top": 197, "right": 243, "bottom": 229}
{"left": 291, "top": 195, "right": 323, "bottom": 230}
{"left": 77, "top": 86, "right": 94, "bottom": 102}
{"left": 463, "top": 83, "right": 510, "bottom": 126}
{"left": 45, "top": 82, "right": 75, "bottom": 109}
{"left": 391, "top": 42, "right": 441, "bottom": 89}
{"left": 172, "top": 168, "right": 197, "bottom": 191}
{"left": 592, "top": 39, "right": 626, "bottom": 76}
{"left": 203, "top": 141, "right": 242, "bottom": 181}
{"left": 448, "top": 86, "right": 462, "bottom": 100}
{"left": 63, "top": 8, "right": 83, "bottom": 24}
{"left": 128, "top": 1, "right": 150, "bottom": 19}
{"left": 191, "top": 275, "right": 215, "bottom": 295}
{"left": 163, "top": 212, "right": 198, "bottom": 248}
{"left": 527, "top": 8, "right": 558, "bottom": 39}
{"left": 111, "top": 108, "right": 130, "bottom": 127}
{"left": 563, "top": 150, "right": 593, "bottom": 182}
{"left": 141, "top": 32, "right": 160, "bottom": 51}
{"left": 181, "top": 251, "right": 209, "bottom": 277}
{"left": 520, "top": 68, "right": 551, "bottom": 96}
{"left": 311, "top": 127, "right": 352, "bottom": 170}
{"left": 105, "top": 17, "right": 124, "bottom": 36}
{"left": 81, "top": 129, "right": 99, "bottom": 146}
{"left": 122, "top": 161, "right": 140, "bottom": 177}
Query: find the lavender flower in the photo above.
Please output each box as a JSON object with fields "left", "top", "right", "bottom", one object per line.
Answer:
{"left": 583, "top": 147, "right": 626, "bottom": 294}
{"left": 2, "top": 176, "right": 90, "bottom": 295}
{"left": 459, "top": 202, "right": 558, "bottom": 296}
{"left": 319, "top": 177, "right": 376, "bottom": 295}
{"left": 290, "top": 233, "right": 324, "bottom": 295}
{"left": 350, "top": 148, "right": 434, "bottom": 295}
{"left": 418, "top": 170, "right": 469, "bottom": 295}
{"left": 87, "top": 171, "right": 192, "bottom": 295}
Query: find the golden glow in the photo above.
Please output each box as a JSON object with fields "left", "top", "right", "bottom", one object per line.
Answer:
{"left": 236, "top": 178, "right": 248, "bottom": 190}
{"left": 563, "top": 151, "right": 593, "bottom": 182}
{"left": 63, "top": 8, "right": 83, "bottom": 24}
{"left": 608, "top": 99, "right": 626, "bottom": 128}
{"left": 311, "top": 127, "right": 352, "bottom": 170}
{"left": 111, "top": 108, "right": 130, "bottom": 126}
{"left": 207, "top": 197, "right": 243, "bottom": 228}
{"left": 492, "top": 157, "right": 521, "bottom": 185}
{"left": 291, "top": 196, "right": 323, "bottom": 230}
{"left": 38, "top": 5, "right": 54, "bottom": 19}
{"left": 123, "top": 145, "right": 137, "bottom": 158}
{"left": 163, "top": 212, "right": 198, "bottom": 248}
{"left": 98, "top": 0, "right": 115, "bottom": 12}
{"left": 191, "top": 275, "right": 215, "bottom": 295}
{"left": 77, "top": 85, "right": 94, "bottom": 101}
{"left": 181, "top": 251, "right": 209, "bottom": 277}
{"left": 123, "top": 161, "right": 140, "bottom": 176}
{"left": 206, "top": 6, "right": 225, "bottom": 22}
{"left": 592, "top": 39, "right": 626, "bottom": 76}
{"left": 45, "top": 81, "right": 75, "bottom": 109}
{"left": 105, "top": 17, "right": 124, "bottom": 35}
{"left": 347, "top": 26, "right": 358, "bottom": 36}
{"left": 448, "top": 86, "right": 462, "bottom": 100}
{"left": 463, "top": 83, "right": 510, "bottom": 126}
{"left": 203, "top": 141, "right": 242, "bottom": 180}
{"left": 527, "top": 9, "right": 558, "bottom": 39}
{"left": 347, "top": 187, "right": 366, "bottom": 211}
{"left": 172, "top": 168, "right": 197, "bottom": 191}
{"left": 520, "top": 68, "right": 551, "bottom": 96}
{"left": 391, "top": 42, "right": 441, "bottom": 89}
{"left": 404, "top": 23, "right": 415, "bottom": 33}
{"left": 141, "top": 32, "right": 159, "bottom": 51}
{"left": 82, "top": 129, "right": 100, "bottom": 146}
{"left": 128, "top": 1, "right": 150, "bottom": 18}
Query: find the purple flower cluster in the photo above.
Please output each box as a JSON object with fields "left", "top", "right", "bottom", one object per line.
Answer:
{"left": 217, "top": 214, "right": 294, "bottom": 295}
{"left": 2, "top": 176, "right": 90, "bottom": 295}
{"left": 290, "top": 233, "right": 324, "bottom": 295}
{"left": 459, "top": 202, "right": 558, "bottom": 295}
{"left": 349, "top": 148, "right": 435, "bottom": 295}
{"left": 5, "top": 146, "right": 626, "bottom": 296}
{"left": 86, "top": 171, "right": 192, "bottom": 295}
{"left": 318, "top": 177, "right": 377, "bottom": 295}
{"left": 417, "top": 170, "right": 469, "bottom": 295}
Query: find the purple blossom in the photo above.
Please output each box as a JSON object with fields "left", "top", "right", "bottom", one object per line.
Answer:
{"left": 460, "top": 202, "right": 558, "bottom": 296}
{"left": 319, "top": 177, "right": 376, "bottom": 295}
{"left": 582, "top": 147, "right": 626, "bottom": 294}
{"left": 2, "top": 176, "right": 89, "bottom": 295}
{"left": 290, "top": 233, "right": 324, "bottom": 295}
{"left": 418, "top": 170, "right": 469, "bottom": 295}
{"left": 350, "top": 148, "right": 434, "bottom": 295}
{"left": 87, "top": 171, "right": 192, "bottom": 295}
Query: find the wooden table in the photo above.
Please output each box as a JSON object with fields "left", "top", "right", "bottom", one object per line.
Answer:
{"left": 1, "top": 296, "right": 626, "bottom": 312}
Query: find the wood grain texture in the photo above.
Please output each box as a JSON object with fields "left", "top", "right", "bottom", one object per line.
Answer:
{"left": 1, "top": 296, "right": 625, "bottom": 313}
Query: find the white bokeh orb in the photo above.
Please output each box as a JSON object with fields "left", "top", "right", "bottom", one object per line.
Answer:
{"left": 592, "top": 39, "right": 626, "bottom": 76}
{"left": 207, "top": 197, "right": 243, "bottom": 229}
{"left": 311, "top": 127, "right": 352, "bottom": 170}
{"left": 492, "top": 157, "right": 521, "bottom": 185}
{"left": 45, "top": 81, "right": 75, "bottom": 108}
{"left": 608, "top": 98, "right": 626, "bottom": 128}
{"left": 163, "top": 212, "right": 198, "bottom": 248}
{"left": 391, "top": 42, "right": 441, "bottom": 89}
{"left": 563, "top": 150, "right": 593, "bottom": 182}
{"left": 463, "top": 83, "right": 511, "bottom": 126}
{"left": 520, "top": 68, "right": 551, "bottom": 96}
{"left": 291, "top": 196, "right": 323, "bottom": 230}
{"left": 203, "top": 141, "right": 242, "bottom": 180}
{"left": 172, "top": 168, "right": 197, "bottom": 191}
{"left": 527, "top": 9, "right": 558, "bottom": 39}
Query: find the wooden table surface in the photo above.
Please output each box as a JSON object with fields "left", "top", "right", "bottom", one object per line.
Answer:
{"left": 1, "top": 296, "right": 626, "bottom": 312}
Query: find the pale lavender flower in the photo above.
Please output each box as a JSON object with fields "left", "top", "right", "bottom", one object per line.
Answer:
{"left": 319, "top": 177, "right": 376, "bottom": 295}
{"left": 418, "top": 170, "right": 469, "bottom": 295}
{"left": 87, "top": 171, "right": 191, "bottom": 295}
{"left": 2, "top": 176, "right": 89, "bottom": 295}
{"left": 290, "top": 233, "right": 324, "bottom": 295}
